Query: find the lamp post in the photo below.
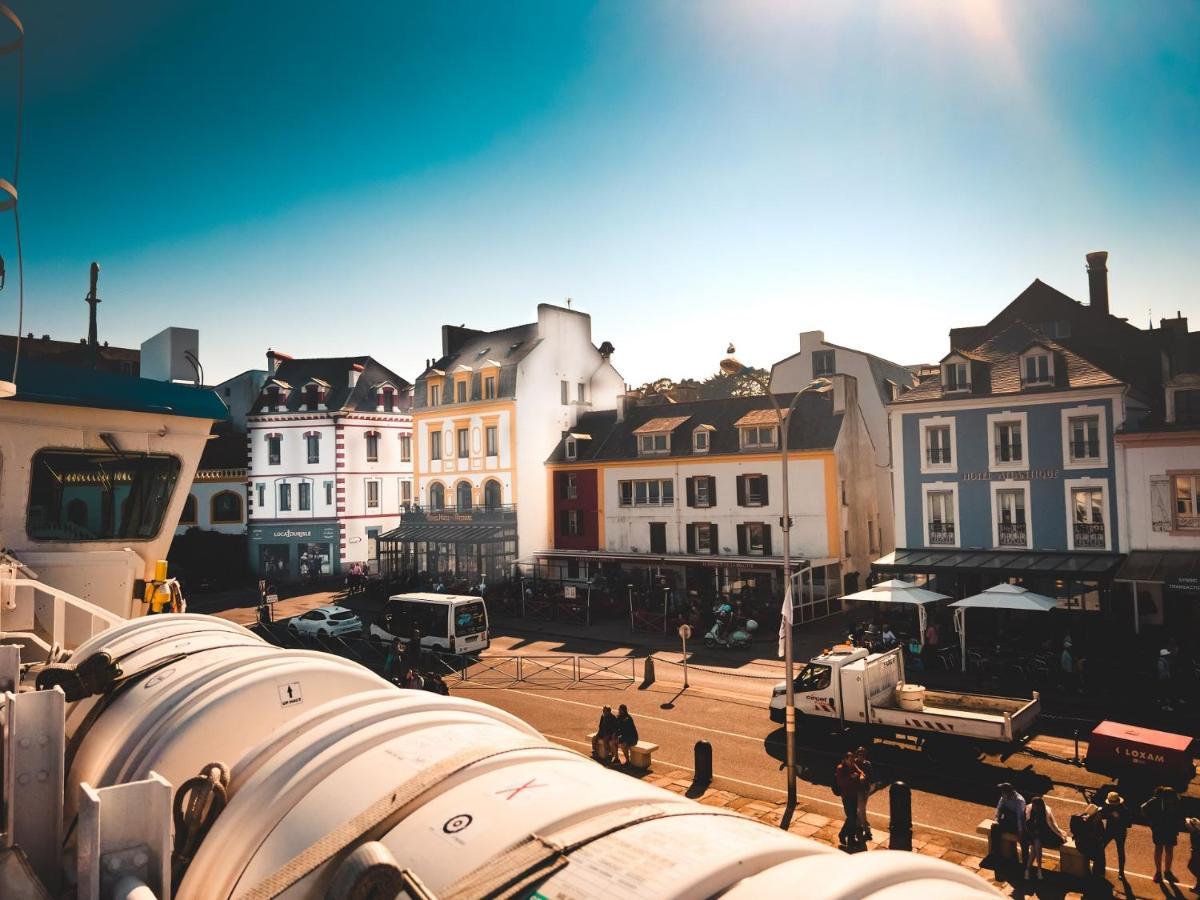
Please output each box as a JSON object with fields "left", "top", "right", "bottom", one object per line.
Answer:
{"left": 720, "top": 348, "right": 831, "bottom": 807}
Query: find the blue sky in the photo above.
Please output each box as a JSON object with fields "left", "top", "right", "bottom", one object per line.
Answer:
{"left": 0, "top": 1, "right": 1196, "bottom": 385}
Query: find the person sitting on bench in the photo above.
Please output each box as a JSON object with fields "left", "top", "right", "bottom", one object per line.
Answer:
{"left": 592, "top": 706, "right": 618, "bottom": 764}
{"left": 616, "top": 704, "right": 639, "bottom": 766}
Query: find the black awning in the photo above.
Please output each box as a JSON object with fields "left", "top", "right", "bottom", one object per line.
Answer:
{"left": 872, "top": 548, "right": 1126, "bottom": 580}
{"left": 379, "top": 522, "right": 510, "bottom": 544}
{"left": 1115, "top": 550, "right": 1200, "bottom": 584}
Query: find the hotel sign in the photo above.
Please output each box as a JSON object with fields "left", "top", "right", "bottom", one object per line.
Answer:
{"left": 961, "top": 469, "right": 1060, "bottom": 481}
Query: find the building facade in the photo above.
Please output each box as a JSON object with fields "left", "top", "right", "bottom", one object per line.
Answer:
{"left": 538, "top": 374, "right": 882, "bottom": 621}
{"left": 379, "top": 303, "right": 624, "bottom": 585}
{"left": 246, "top": 352, "right": 412, "bottom": 580}
{"left": 176, "top": 431, "right": 247, "bottom": 536}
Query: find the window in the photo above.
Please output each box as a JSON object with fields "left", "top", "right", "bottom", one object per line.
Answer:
{"left": 266, "top": 385, "right": 282, "bottom": 411}
{"left": 1023, "top": 353, "right": 1052, "bottom": 384}
{"left": 211, "top": 491, "right": 243, "bottom": 523}
{"left": 306, "top": 433, "right": 320, "bottom": 464}
{"left": 180, "top": 495, "right": 197, "bottom": 525}
{"left": 279, "top": 483, "right": 292, "bottom": 511}
{"left": 399, "top": 434, "right": 412, "bottom": 462}
{"left": 841, "top": 480, "right": 847, "bottom": 506}
{"left": 401, "top": 480, "right": 413, "bottom": 506}
{"left": 812, "top": 349, "right": 835, "bottom": 377}
{"left": 994, "top": 488, "right": 1027, "bottom": 547}
{"left": 365, "top": 432, "right": 380, "bottom": 462}
{"left": 485, "top": 426, "right": 498, "bottom": 457}
{"left": 456, "top": 481, "right": 472, "bottom": 510}
{"left": 26, "top": 450, "right": 182, "bottom": 541}
{"left": 305, "top": 384, "right": 321, "bottom": 410}
{"left": 649, "top": 522, "right": 667, "bottom": 554}
{"left": 1172, "top": 473, "right": 1200, "bottom": 531}
{"left": 484, "top": 376, "right": 496, "bottom": 399}
{"left": 844, "top": 530, "right": 850, "bottom": 556}
{"left": 687, "top": 476, "right": 716, "bottom": 508}
{"left": 429, "top": 383, "right": 441, "bottom": 406}
{"left": 943, "top": 362, "right": 969, "bottom": 392}
{"left": 618, "top": 479, "right": 674, "bottom": 506}
{"left": 298, "top": 482, "right": 312, "bottom": 511}
{"left": 1071, "top": 486, "right": 1106, "bottom": 549}
{"left": 993, "top": 419, "right": 1023, "bottom": 465}
{"left": 738, "top": 522, "right": 770, "bottom": 556}
{"left": 565, "top": 437, "right": 577, "bottom": 460}
{"left": 457, "top": 428, "right": 469, "bottom": 459}
{"left": 256, "top": 483, "right": 266, "bottom": 507}
{"left": 687, "top": 522, "right": 719, "bottom": 555}
{"left": 324, "top": 481, "right": 334, "bottom": 506}
{"left": 740, "top": 426, "right": 777, "bottom": 450}
{"left": 577, "top": 382, "right": 586, "bottom": 403}
{"left": 429, "top": 483, "right": 445, "bottom": 510}
{"left": 430, "top": 431, "right": 442, "bottom": 461}
{"left": 456, "top": 380, "right": 467, "bottom": 403}
{"left": 868, "top": 519, "right": 877, "bottom": 555}
{"left": 381, "top": 388, "right": 395, "bottom": 412}
{"left": 267, "top": 434, "right": 281, "bottom": 466}
{"left": 737, "top": 474, "right": 768, "bottom": 507}
{"left": 926, "top": 425, "right": 951, "bottom": 465}
{"left": 693, "top": 429, "right": 710, "bottom": 453}
{"left": 1068, "top": 416, "right": 1100, "bottom": 462}
{"left": 561, "top": 380, "right": 569, "bottom": 405}
{"left": 1173, "top": 389, "right": 1200, "bottom": 425}
{"left": 483, "top": 479, "right": 502, "bottom": 509}
{"left": 638, "top": 433, "right": 669, "bottom": 455}
{"left": 561, "top": 509, "right": 582, "bottom": 536}
{"left": 794, "top": 663, "right": 832, "bottom": 692}
{"left": 564, "top": 473, "right": 577, "bottom": 500}
{"left": 364, "top": 480, "right": 380, "bottom": 509}
{"left": 926, "top": 490, "right": 955, "bottom": 545}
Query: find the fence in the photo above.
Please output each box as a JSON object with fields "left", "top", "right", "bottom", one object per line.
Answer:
{"left": 433, "top": 653, "right": 638, "bottom": 689}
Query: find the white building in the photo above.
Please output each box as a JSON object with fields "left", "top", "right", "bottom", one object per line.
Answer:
{"left": 246, "top": 351, "right": 412, "bottom": 580}
{"left": 176, "top": 431, "right": 247, "bottom": 536}
{"left": 772, "top": 330, "right": 916, "bottom": 559}
{"left": 384, "top": 304, "right": 624, "bottom": 584}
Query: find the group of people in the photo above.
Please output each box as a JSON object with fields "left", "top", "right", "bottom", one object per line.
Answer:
{"left": 383, "top": 636, "right": 450, "bottom": 695}
{"left": 346, "top": 561, "right": 369, "bottom": 593}
{"left": 833, "top": 747, "right": 875, "bottom": 849}
{"left": 592, "top": 705, "right": 639, "bottom": 766}
{"left": 997, "top": 782, "right": 1200, "bottom": 887}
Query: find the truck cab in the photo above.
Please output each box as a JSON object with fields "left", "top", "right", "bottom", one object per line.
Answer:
{"left": 769, "top": 645, "right": 868, "bottom": 724}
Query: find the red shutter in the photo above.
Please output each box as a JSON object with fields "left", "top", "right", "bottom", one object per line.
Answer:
{"left": 685, "top": 477, "right": 696, "bottom": 507}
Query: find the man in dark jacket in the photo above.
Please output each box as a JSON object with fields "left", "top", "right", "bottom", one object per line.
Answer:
{"left": 616, "top": 704, "right": 639, "bottom": 765}
{"left": 834, "top": 750, "right": 864, "bottom": 847}
{"left": 592, "top": 706, "right": 618, "bottom": 764}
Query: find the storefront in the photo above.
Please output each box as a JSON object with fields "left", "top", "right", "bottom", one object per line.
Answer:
{"left": 378, "top": 506, "right": 518, "bottom": 586}
{"left": 1113, "top": 550, "right": 1200, "bottom": 638}
{"left": 249, "top": 522, "right": 341, "bottom": 581}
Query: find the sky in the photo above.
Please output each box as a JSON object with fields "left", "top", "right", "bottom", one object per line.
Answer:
{"left": 0, "top": 1, "right": 1196, "bottom": 386}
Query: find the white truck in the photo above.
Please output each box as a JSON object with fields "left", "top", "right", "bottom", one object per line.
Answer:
{"left": 769, "top": 646, "right": 1040, "bottom": 745}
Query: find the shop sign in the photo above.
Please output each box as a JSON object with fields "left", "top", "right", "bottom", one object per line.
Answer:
{"left": 1166, "top": 576, "right": 1200, "bottom": 595}
{"left": 961, "top": 469, "right": 1060, "bottom": 481}
{"left": 251, "top": 524, "right": 339, "bottom": 542}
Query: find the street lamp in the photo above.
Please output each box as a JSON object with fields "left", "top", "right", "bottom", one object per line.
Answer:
{"left": 721, "top": 347, "right": 832, "bottom": 807}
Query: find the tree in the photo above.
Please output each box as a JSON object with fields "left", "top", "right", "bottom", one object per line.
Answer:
{"left": 698, "top": 366, "right": 768, "bottom": 399}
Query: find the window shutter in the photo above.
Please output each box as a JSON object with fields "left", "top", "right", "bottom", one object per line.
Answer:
{"left": 761, "top": 476, "right": 769, "bottom": 506}
{"left": 736, "top": 475, "right": 746, "bottom": 507}
{"left": 685, "top": 477, "right": 696, "bottom": 507}
{"left": 762, "top": 525, "right": 773, "bottom": 556}
{"left": 559, "top": 510, "right": 569, "bottom": 535}
{"left": 558, "top": 474, "right": 568, "bottom": 500}
{"left": 736, "top": 524, "right": 747, "bottom": 555}
{"left": 709, "top": 477, "right": 717, "bottom": 506}
{"left": 686, "top": 524, "right": 696, "bottom": 554}
{"left": 710, "top": 524, "right": 719, "bottom": 554}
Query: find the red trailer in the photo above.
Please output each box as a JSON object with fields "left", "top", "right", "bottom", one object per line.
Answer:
{"left": 1085, "top": 720, "right": 1196, "bottom": 789}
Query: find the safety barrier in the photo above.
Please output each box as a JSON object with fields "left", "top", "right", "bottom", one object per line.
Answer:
{"left": 434, "top": 654, "right": 638, "bottom": 689}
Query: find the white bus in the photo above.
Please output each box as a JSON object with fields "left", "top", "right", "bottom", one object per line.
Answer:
{"left": 371, "top": 592, "right": 490, "bottom": 655}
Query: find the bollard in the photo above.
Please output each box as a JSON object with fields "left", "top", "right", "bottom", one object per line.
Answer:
{"left": 1073, "top": 729, "right": 1080, "bottom": 765}
{"left": 641, "top": 655, "right": 656, "bottom": 688}
{"left": 888, "top": 781, "right": 913, "bottom": 851}
{"left": 694, "top": 740, "right": 713, "bottom": 788}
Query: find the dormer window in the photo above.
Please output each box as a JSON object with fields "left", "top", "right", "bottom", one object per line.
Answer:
{"left": 633, "top": 416, "right": 687, "bottom": 457}
{"left": 266, "top": 385, "right": 281, "bottom": 411}
{"left": 739, "top": 426, "right": 777, "bottom": 450}
{"left": 302, "top": 380, "right": 328, "bottom": 411}
{"left": 429, "top": 383, "right": 441, "bottom": 406}
{"left": 693, "top": 425, "right": 714, "bottom": 454}
{"left": 943, "top": 361, "right": 969, "bottom": 393}
{"left": 455, "top": 379, "right": 467, "bottom": 403}
{"left": 377, "top": 384, "right": 397, "bottom": 412}
{"left": 812, "top": 349, "right": 835, "bottom": 378}
{"left": 1022, "top": 351, "right": 1053, "bottom": 385}
{"left": 638, "top": 433, "right": 669, "bottom": 455}
{"left": 565, "top": 437, "right": 577, "bottom": 460}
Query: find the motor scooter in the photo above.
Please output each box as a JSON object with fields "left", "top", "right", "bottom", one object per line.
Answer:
{"left": 704, "top": 618, "right": 758, "bottom": 649}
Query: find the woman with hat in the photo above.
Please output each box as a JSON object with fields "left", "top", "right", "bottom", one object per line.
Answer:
{"left": 1100, "top": 791, "right": 1131, "bottom": 879}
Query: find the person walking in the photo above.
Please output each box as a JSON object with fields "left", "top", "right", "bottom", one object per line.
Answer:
{"left": 1023, "top": 796, "right": 1065, "bottom": 880}
{"left": 592, "top": 706, "right": 618, "bottom": 764}
{"left": 384, "top": 638, "right": 403, "bottom": 682}
{"left": 995, "top": 782, "right": 1026, "bottom": 865}
{"left": 1184, "top": 816, "right": 1200, "bottom": 892}
{"left": 1142, "top": 785, "right": 1183, "bottom": 884}
{"left": 1101, "top": 792, "right": 1132, "bottom": 879}
{"left": 1157, "top": 648, "right": 1174, "bottom": 712}
{"left": 615, "top": 705, "right": 639, "bottom": 765}
{"left": 834, "top": 750, "right": 864, "bottom": 848}
{"left": 854, "top": 746, "right": 875, "bottom": 842}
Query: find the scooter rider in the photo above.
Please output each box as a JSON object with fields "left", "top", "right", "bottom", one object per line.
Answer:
{"left": 713, "top": 598, "right": 733, "bottom": 642}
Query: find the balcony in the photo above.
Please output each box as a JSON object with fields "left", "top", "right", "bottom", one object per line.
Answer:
{"left": 401, "top": 504, "right": 517, "bottom": 524}
{"left": 994, "top": 444, "right": 1023, "bottom": 464}
{"left": 1073, "top": 521, "right": 1106, "bottom": 549}
{"left": 928, "top": 523, "right": 956, "bottom": 546}
{"left": 997, "top": 522, "right": 1027, "bottom": 547}
{"left": 1069, "top": 439, "right": 1101, "bottom": 461}
{"left": 926, "top": 447, "right": 952, "bottom": 465}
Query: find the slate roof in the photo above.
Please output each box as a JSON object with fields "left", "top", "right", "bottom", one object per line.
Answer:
{"left": 0, "top": 350, "right": 227, "bottom": 420}
{"left": 198, "top": 426, "right": 248, "bottom": 470}
{"left": 547, "top": 392, "right": 843, "bottom": 463}
{"left": 251, "top": 356, "right": 411, "bottom": 414}
{"left": 893, "top": 322, "right": 1125, "bottom": 404}
{"left": 413, "top": 322, "right": 540, "bottom": 408}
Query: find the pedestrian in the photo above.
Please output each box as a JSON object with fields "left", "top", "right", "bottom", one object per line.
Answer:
{"left": 404, "top": 668, "right": 425, "bottom": 691}
{"left": 592, "top": 706, "right": 618, "bottom": 764}
{"left": 1060, "top": 640, "right": 1076, "bottom": 692}
{"left": 384, "top": 638, "right": 403, "bottom": 682}
{"left": 1101, "top": 792, "right": 1132, "bottom": 879}
{"left": 1185, "top": 816, "right": 1200, "bottom": 893}
{"left": 615, "top": 704, "right": 639, "bottom": 765}
{"left": 1157, "top": 648, "right": 1174, "bottom": 712}
{"left": 854, "top": 746, "right": 875, "bottom": 841}
{"left": 834, "top": 750, "right": 864, "bottom": 848}
{"left": 1023, "top": 796, "right": 1065, "bottom": 880}
{"left": 880, "top": 623, "right": 897, "bottom": 650}
{"left": 995, "top": 783, "right": 1026, "bottom": 865}
{"left": 1142, "top": 785, "right": 1183, "bottom": 884}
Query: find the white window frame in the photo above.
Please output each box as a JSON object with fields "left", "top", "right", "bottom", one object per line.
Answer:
{"left": 429, "top": 430, "right": 442, "bottom": 461}
{"left": 693, "top": 428, "right": 710, "bottom": 454}
{"left": 638, "top": 433, "right": 670, "bottom": 456}
{"left": 987, "top": 411, "right": 1029, "bottom": 472}
{"left": 429, "top": 383, "right": 441, "bottom": 406}
{"left": 739, "top": 425, "right": 777, "bottom": 450}
{"left": 694, "top": 476, "right": 712, "bottom": 508}
{"left": 1064, "top": 477, "right": 1111, "bottom": 551}
{"left": 695, "top": 522, "right": 714, "bottom": 553}
{"left": 566, "top": 473, "right": 577, "bottom": 500}
{"left": 918, "top": 415, "right": 957, "bottom": 475}
{"left": 365, "top": 432, "right": 380, "bottom": 463}
{"left": 365, "top": 478, "right": 381, "bottom": 510}
{"left": 989, "top": 479, "right": 1032, "bottom": 549}
{"left": 942, "top": 359, "right": 970, "bottom": 394}
{"left": 485, "top": 425, "right": 498, "bottom": 458}
{"left": 1059, "top": 404, "right": 1108, "bottom": 470}
{"left": 565, "top": 509, "right": 581, "bottom": 536}
{"left": 921, "top": 481, "right": 960, "bottom": 549}
{"left": 565, "top": 437, "right": 577, "bottom": 460}
{"left": 1020, "top": 349, "right": 1054, "bottom": 385}
{"left": 398, "top": 433, "right": 412, "bottom": 463}
{"left": 1170, "top": 471, "right": 1200, "bottom": 534}
{"left": 400, "top": 479, "right": 412, "bottom": 506}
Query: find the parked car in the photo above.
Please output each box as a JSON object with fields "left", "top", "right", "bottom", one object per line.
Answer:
{"left": 288, "top": 605, "right": 363, "bottom": 638}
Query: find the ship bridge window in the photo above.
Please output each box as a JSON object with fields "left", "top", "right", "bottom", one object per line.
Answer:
{"left": 26, "top": 449, "right": 182, "bottom": 542}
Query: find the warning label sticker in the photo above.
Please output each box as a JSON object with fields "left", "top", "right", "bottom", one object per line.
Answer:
{"left": 278, "top": 682, "right": 303, "bottom": 707}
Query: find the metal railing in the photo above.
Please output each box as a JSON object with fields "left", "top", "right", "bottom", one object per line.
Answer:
{"left": 997, "top": 522, "right": 1027, "bottom": 547}
{"left": 928, "top": 523, "right": 956, "bottom": 546}
{"left": 1069, "top": 439, "right": 1100, "bottom": 460}
{"left": 436, "top": 654, "right": 638, "bottom": 689}
{"left": 399, "top": 504, "right": 517, "bottom": 522}
{"left": 1073, "top": 522, "right": 1107, "bottom": 549}
{"left": 925, "top": 447, "right": 952, "bottom": 464}
{"left": 0, "top": 553, "right": 126, "bottom": 658}
{"left": 993, "top": 444, "right": 1023, "bottom": 463}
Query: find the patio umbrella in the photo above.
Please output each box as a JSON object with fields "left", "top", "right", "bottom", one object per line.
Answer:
{"left": 949, "top": 583, "right": 1058, "bottom": 671}
{"left": 840, "top": 579, "right": 951, "bottom": 647}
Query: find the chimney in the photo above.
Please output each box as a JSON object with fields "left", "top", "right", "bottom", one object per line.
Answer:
{"left": 1086, "top": 251, "right": 1109, "bottom": 316}
{"left": 267, "top": 349, "right": 278, "bottom": 374}
{"left": 349, "top": 362, "right": 364, "bottom": 387}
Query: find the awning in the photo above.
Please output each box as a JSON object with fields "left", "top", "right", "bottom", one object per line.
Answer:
{"left": 1114, "top": 550, "right": 1200, "bottom": 584}
{"left": 534, "top": 548, "right": 840, "bottom": 570}
{"left": 872, "top": 548, "right": 1125, "bottom": 580}
{"left": 379, "top": 522, "right": 509, "bottom": 543}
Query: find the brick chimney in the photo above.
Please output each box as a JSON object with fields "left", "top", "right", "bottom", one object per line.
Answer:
{"left": 349, "top": 362, "right": 364, "bottom": 387}
{"left": 1086, "top": 251, "right": 1109, "bottom": 316}
{"left": 266, "top": 348, "right": 292, "bottom": 374}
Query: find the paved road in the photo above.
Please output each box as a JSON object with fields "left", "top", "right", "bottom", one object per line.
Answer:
{"left": 467, "top": 633, "right": 1199, "bottom": 895}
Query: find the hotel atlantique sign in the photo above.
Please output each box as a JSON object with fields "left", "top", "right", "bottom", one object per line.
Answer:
{"left": 960, "top": 469, "right": 1059, "bottom": 481}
